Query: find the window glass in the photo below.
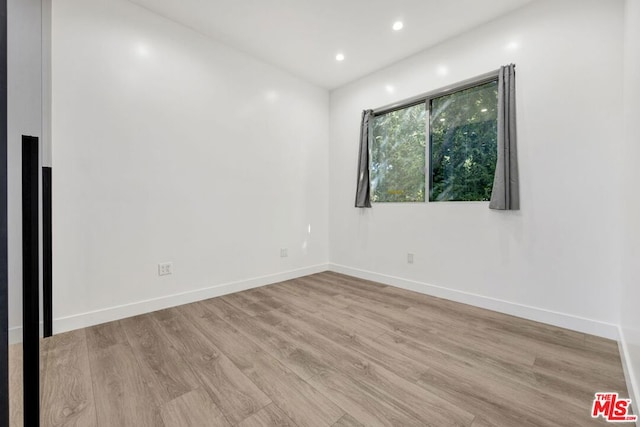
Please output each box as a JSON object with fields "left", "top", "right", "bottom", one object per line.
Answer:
{"left": 429, "top": 81, "right": 498, "bottom": 202}
{"left": 371, "top": 103, "right": 426, "bottom": 202}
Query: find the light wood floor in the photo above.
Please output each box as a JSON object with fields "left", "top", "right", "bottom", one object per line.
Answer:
{"left": 10, "top": 272, "right": 630, "bottom": 426}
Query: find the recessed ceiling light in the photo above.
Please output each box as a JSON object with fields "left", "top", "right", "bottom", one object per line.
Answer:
{"left": 265, "top": 90, "right": 279, "bottom": 103}
{"left": 136, "top": 43, "right": 150, "bottom": 57}
{"left": 335, "top": 53, "right": 345, "bottom": 61}
{"left": 437, "top": 65, "right": 448, "bottom": 76}
{"left": 392, "top": 21, "right": 404, "bottom": 31}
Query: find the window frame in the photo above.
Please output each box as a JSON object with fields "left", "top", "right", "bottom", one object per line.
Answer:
{"left": 370, "top": 69, "right": 500, "bottom": 204}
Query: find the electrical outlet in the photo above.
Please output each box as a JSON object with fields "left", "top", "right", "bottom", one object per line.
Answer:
{"left": 280, "top": 248, "right": 288, "bottom": 258}
{"left": 158, "top": 262, "right": 173, "bottom": 276}
{"left": 407, "top": 253, "right": 414, "bottom": 264}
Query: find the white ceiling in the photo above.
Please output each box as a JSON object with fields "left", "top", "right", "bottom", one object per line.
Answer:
{"left": 128, "top": 0, "right": 535, "bottom": 89}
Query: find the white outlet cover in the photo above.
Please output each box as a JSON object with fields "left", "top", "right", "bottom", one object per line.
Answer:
{"left": 158, "top": 262, "right": 173, "bottom": 276}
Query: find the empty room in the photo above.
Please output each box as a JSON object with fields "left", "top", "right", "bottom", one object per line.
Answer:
{"left": 2, "top": 0, "right": 640, "bottom": 425}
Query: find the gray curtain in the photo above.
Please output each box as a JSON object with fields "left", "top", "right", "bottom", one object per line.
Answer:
{"left": 355, "top": 109, "right": 373, "bottom": 208}
{"left": 490, "top": 64, "right": 520, "bottom": 210}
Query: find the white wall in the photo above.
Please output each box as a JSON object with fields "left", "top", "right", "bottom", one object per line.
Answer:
{"left": 329, "top": 0, "right": 625, "bottom": 338}
{"left": 7, "top": 0, "right": 44, "bottom": 341}
{"left": 620, "top": 0, "right": 640, "bottom": 409}
{"left": 51, "top": 0, "right": 329, "bottom": 331}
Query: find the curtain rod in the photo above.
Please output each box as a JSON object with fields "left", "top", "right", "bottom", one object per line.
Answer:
{"left": 372, "top": 68, "right": 501, "bottom": 116}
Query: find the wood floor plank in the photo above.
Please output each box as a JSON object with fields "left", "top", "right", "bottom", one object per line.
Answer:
{"left": 278, "top": 290, "right": 624, "bottom": 425}
{"left": 85, "top": 320, "right": 128, "bottom": 351}
{"left": 372, "top": 332, "right": 536, "bottom": 426}
{"left": 302, "top": 275, "right": 410, "bottom": 312}
{"left": 417, "top": 364, "right": 562, "bottom": 426}
{"left": 259, "top": 283, "right": 350, "bottom": 322}
{"left": 306, "top": 370, "right": 425, "bottom": 427}
{"left": 417, "top": 366, "right": 604, "bottom": 427}
{"left": 275, "top": 304, "right": 429, "bottom": 383}
{"left": 327, "top": 272, "right": 599, "bottom": 361}
{"left": 222, "top": 288, "right": 283, "bottom": 317}
{"left": 40, "top": 330, "right": 97, "bottom": 427}
{"left": 160, "top": 388, "right": 231, "bottom": 427}
{"left": 264, "top": 307, "right": 476, "bottom": 426}
{"left": 120, "top": 314, "right": 200, "bottom": 405}
{"left": 201, "top": 297, "right": 332, "bottom": 380}
{"left": 9, "top": 344, "right": 23, "bottom": 427}
{"left": 373, "top": 331, "right": 603, "bottom": 426}
{"left": 294, "top": 275, "right": 538, "bottom": 369}
{"left": 407, "top": 301, "right": 614, "bottom": 371}
{"left": 40, "top": 337, "right": 51, "bottom": 401}
{"left": 584, "top": 334, "right": 620, "bottom": 357}
{"left": 324, "top": 272, "right": 567, "bottom": 340}
{"left": 373, "top": 331, "right": 590, "bottom": 413}
{"left": 335, "top": 291, "right": 537, "bottom": 367}
{"left": 88, "top": 342, "right": 164, "bottom": 427}
{"left": 470, "top": 416, "right": 494, "bottom": 427}
{"left": 236, "top": 403, "right": 297, "bottom": 427}
{"left": 261, "top": 285, "right": 385, "bottom": 341}
{"left": 403, "top": 304, "right": 596, "bottom": 366}
{"left": 179, "top": 301, "right": 345, "bottom": 427}
{"left": 151, "top": 307, "right": 271, "bottom": 424}
{"left": 332, "top": 414, "right": 363, "bottom": 427}
{"left": 533, "top": 355, "right": 627, "bottom": 396}
{"left": 290, "top": 276, "right": 343, "bottom": 297}
{"left": 204, "top": 298, "right": 431, "bottom": 426}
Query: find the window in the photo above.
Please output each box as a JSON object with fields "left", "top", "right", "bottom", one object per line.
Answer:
{"left": 371, "top": 103, "right": 426, "bottom": 202}
{"left": 370, "top": 78, "right": 498, "bottom": 203}
{"left": 430, "top": 81, "right": 498, "bottom": 201}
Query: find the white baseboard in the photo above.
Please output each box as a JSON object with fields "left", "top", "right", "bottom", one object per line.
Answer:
{"left": 328, "top": 263, "right": 619, "bottom": 340}
{"left": 9, "top": 263, "right": 329, "bottom": 344}
{"left": 9, "top": 262, "right": 619, "bottom": 344}
{"left": 618, "top": 327, "right": 640, "bottom": 425}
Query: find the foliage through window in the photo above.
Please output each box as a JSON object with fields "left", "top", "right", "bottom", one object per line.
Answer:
{"left": 370, "top": 79, "right": 498, "bottom": 203}
{"left": 430, "top": 81, "right": 498, "bottom": 201}
{"left": 371, "top": 104, "right": 426, "bottom": 202}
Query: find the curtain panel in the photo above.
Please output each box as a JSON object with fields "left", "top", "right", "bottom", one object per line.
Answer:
{"left": 489, "top": 64, "right": 520, "bottom": 210}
